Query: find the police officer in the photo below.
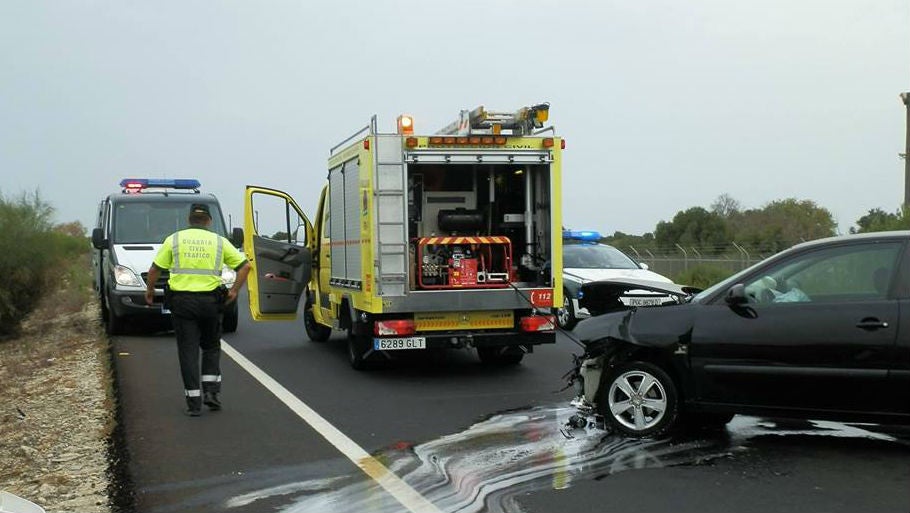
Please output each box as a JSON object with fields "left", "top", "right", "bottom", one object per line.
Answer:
{"left": 144, "top": 203, "right": 250, "bottom": 416}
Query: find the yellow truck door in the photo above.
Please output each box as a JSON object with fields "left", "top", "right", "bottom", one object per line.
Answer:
{"left": 243, "top": 185, "right": 314, "bottom": 321}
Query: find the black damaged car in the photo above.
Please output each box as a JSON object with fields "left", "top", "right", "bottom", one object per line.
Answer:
{"left": 568, "top": 231, "right": 910, "bottom": 437}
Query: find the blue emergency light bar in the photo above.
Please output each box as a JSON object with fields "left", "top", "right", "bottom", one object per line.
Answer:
{"left": 120, "top": 178, "right": 201, "bottom": 191}
{"left": 563, "top": 230, "right": 601, "bottom": 242}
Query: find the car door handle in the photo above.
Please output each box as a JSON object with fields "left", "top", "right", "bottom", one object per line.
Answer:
{"left": 856, "top": 318, "right": 889, "bottom": 330}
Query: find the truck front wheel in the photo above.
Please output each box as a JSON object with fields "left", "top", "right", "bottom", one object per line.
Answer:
{"left": 477, "top": 346, "right": 524, "bottom": 365}
{"left": 304, "top": 298, "right": 331, "bottom": 342}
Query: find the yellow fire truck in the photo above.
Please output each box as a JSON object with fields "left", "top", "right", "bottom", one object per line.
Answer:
{"left": 243, "top": 103, "right": 564, "bottom": 369}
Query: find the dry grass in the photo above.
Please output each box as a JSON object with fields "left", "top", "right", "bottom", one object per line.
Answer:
{"left": 0, "top": 273, "right": 113, "bottom": 512}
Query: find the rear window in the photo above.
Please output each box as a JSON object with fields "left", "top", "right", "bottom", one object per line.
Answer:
{"left": 112, "top": 201, "right": 226, "bottom": 244}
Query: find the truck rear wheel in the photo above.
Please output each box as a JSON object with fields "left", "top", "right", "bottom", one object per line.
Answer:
{"left": 477, "top": 346, "right": 524, "bottom": 365}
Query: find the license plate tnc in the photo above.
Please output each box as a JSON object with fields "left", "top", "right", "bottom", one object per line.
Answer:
{"left": 373, "top": 337, "right": 427, "bottom": 350}
{"left": 626, "top": 297, "right": 664, "bottom": 307}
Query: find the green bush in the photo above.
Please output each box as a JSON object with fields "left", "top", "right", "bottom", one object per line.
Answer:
{"left": 674, "top": 264, "right": 733, "bottom": 290}
{"left": 0, "top": 191, "right": 88, "bottom": 337}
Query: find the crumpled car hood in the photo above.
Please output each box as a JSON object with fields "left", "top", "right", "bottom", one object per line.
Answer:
{"left": 579, "top": 277, "right": 700, "bottom": 300}
{"left": 573, "top": 283, "right": 697, "bottom": 350}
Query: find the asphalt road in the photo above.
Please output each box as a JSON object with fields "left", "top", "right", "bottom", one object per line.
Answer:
{"left": 112, "top": 294, "right": 910, "bottom": 513}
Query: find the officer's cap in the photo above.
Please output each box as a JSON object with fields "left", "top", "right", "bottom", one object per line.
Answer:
{"left": 190, "top": 203, "right": 212, "bottom": 218}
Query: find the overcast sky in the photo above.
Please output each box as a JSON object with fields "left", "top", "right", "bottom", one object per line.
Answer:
{"left": 1, "top": 1, "right": 908, "bottom": 236}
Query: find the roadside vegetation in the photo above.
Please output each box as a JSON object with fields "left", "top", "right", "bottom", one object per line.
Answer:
{"left": 0, "top": 190, "right": 90, "bottom": 337}
{"left": 0, "top": 190, "right": 113, "bottom": 512}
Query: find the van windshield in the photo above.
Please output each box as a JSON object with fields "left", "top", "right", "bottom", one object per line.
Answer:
{"left": 112, "top": 201, "right": 226, "bottom": 244}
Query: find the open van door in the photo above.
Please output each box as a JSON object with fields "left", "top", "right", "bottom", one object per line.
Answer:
{"left": 243, "top": 186, "right": 314, "bottom": 321}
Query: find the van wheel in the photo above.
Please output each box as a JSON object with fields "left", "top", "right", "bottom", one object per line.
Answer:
{"left": 477, "top": 346, "right": 524, "bottom": 365}
{"left": 597, "top": 361, "right": 679, "bottom": 438}
{"left": 103, "top": 293, "right": 123, "bottom": 335}
{"left": 106, "top": 310, "right": 124, "bottom": 336}
{"left": 347, "top": 330, "right": 374, "bottom": 370}
{"left": 100, "top": 295, "right": 110, "bottom": 322}
{"left": 304, "top": 299, "right": 331, "bottom": 342}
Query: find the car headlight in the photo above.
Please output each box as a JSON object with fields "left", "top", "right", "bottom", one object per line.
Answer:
{"left": 221, "top": 267, "right": 236, "bottom": 286}
{"left": 113, "top": 265, "right": 143, "bottom": 287}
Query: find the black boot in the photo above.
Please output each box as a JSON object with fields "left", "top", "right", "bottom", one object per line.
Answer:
{"left": 203, "top": 391, "right": 221, "bottom": 411}
{"left": 185, "top": 396, "right": 202, "bottom": 417}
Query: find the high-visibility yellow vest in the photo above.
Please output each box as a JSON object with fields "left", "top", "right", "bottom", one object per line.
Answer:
{"left": 157, "top": 228, "right": 225, "bottom": 292}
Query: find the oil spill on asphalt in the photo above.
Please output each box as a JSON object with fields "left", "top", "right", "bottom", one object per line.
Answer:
{"left": 214, "top": 406, "right": 908, "bottom": 513}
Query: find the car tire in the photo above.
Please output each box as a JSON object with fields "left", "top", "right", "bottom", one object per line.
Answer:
{"left": 477, "top": 346, "right": 524, "bottom": 365}
{"left": 304, "top": 298, "right": 331, "bottom": 342}
{"left": 597, "top": 361, "right": 679, "bottom": 438}
{"left": 222, "top": 303, "right": 239, "bottom": 334}
{"left": 555, "top": 291, "right": 578, "bottom": 330}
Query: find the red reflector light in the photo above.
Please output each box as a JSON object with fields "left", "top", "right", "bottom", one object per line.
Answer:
{"left": 520, "top": 315, "right": 556, "bottom": 332}
{"left": 542, "top": 138, "right": 554, "bottom": 148}
{"left": 375, "top": 319, "right": 416, "bottom": 336}
{"left": 469, "top": 136, "right": 481, "bottom": 144}
{"left": 494, "top": 136, "right": 507, "bottom": 145}
{"left": 429, "top": 136, "right": 443, "bottom": 144}
{"left": 481, "top": 136, "right": 494, "bottom": 144}
{"left": 561, "top": 139, "right": 566, "bottom": 149}
{"left": 405, "top": 137, "right": 418, "bottom": 148}
{"left": 457, "top": 137, "right": 469, "bottom": 145}
{"left": 363, "top": 139, "right": 370, "bottom": 150}
{"left": 444, "top": 136, "right": 456, "bottom": 144}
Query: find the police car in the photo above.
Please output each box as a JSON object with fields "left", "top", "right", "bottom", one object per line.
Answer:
{"left": 557, "top": 230, "right": 675, "bottom": 329}
{"left": 91, "top": 179, "right": 242, "bottom": 335}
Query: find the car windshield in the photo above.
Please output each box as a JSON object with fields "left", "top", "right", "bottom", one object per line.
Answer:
{"left": 112, "top": 201, "right": 226, "bottom": 244}
{"left": 564, "top": 244, "right": 639, "bottom": 270}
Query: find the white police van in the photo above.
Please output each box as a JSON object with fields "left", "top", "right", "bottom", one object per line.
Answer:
{"left": 557, "top": 230, "right": 675, "bottom": 329}
{"left": 91, "top": 179, "right": 242, "bottom": 335}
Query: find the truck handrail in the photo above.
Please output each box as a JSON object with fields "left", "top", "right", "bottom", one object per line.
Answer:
{"left": 330, "top": 115, "right": 377, "bottom": 155}
{"left": 532, "top": 125, "right": 557, "bottom": 136}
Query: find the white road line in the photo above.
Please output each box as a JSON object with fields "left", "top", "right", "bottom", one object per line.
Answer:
{"left": 220, "top": 340, "right": 443, "bottom": 513}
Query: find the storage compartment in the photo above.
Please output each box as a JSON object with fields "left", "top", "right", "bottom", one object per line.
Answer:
{"left": 406, "top": 163, "right": 553, "bottom": 289}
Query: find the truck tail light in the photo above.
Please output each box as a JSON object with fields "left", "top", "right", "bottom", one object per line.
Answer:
{"left": 374, "top": 319, "right": 416, "bottom": 336}
{"left": 519, "top": 315, "right": 555, "bottom": 332}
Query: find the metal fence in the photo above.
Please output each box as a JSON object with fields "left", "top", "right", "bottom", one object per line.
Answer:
{"left": 623, "top": 244, "right": 786, "bottom": 280}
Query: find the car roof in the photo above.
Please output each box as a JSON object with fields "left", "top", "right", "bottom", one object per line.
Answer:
{"left": 107, "top": 192, "right": 220, "bottom": 205}
{"left": 790, "top": 230, "right": 910, "bottom": 251}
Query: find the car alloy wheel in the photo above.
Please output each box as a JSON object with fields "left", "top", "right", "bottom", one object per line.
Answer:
{"left": 555, "top": 290, "right": 577, "bottom": 330}
{"left": 599, "top": 362, "right": 678, "bottom": 437}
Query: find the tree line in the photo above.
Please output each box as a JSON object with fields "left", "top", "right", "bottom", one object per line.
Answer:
{"left": 598, "top": 194, "right": 909, "bottom": 288}
{"left": 604, "top": 193, "right": 909, "bottom": 256}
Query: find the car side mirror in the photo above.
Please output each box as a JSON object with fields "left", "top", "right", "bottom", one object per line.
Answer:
{"left": 91, "top": 228, "right": 109, "bottom": 250}
{"left": 639, "top": 262, "right": 650, "bottom": 270}
{"left": 725, "top": 284, "right": 748, "bottom": 306}
{"left": 231, "top": 227, "right": 244, "bottom": 249}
